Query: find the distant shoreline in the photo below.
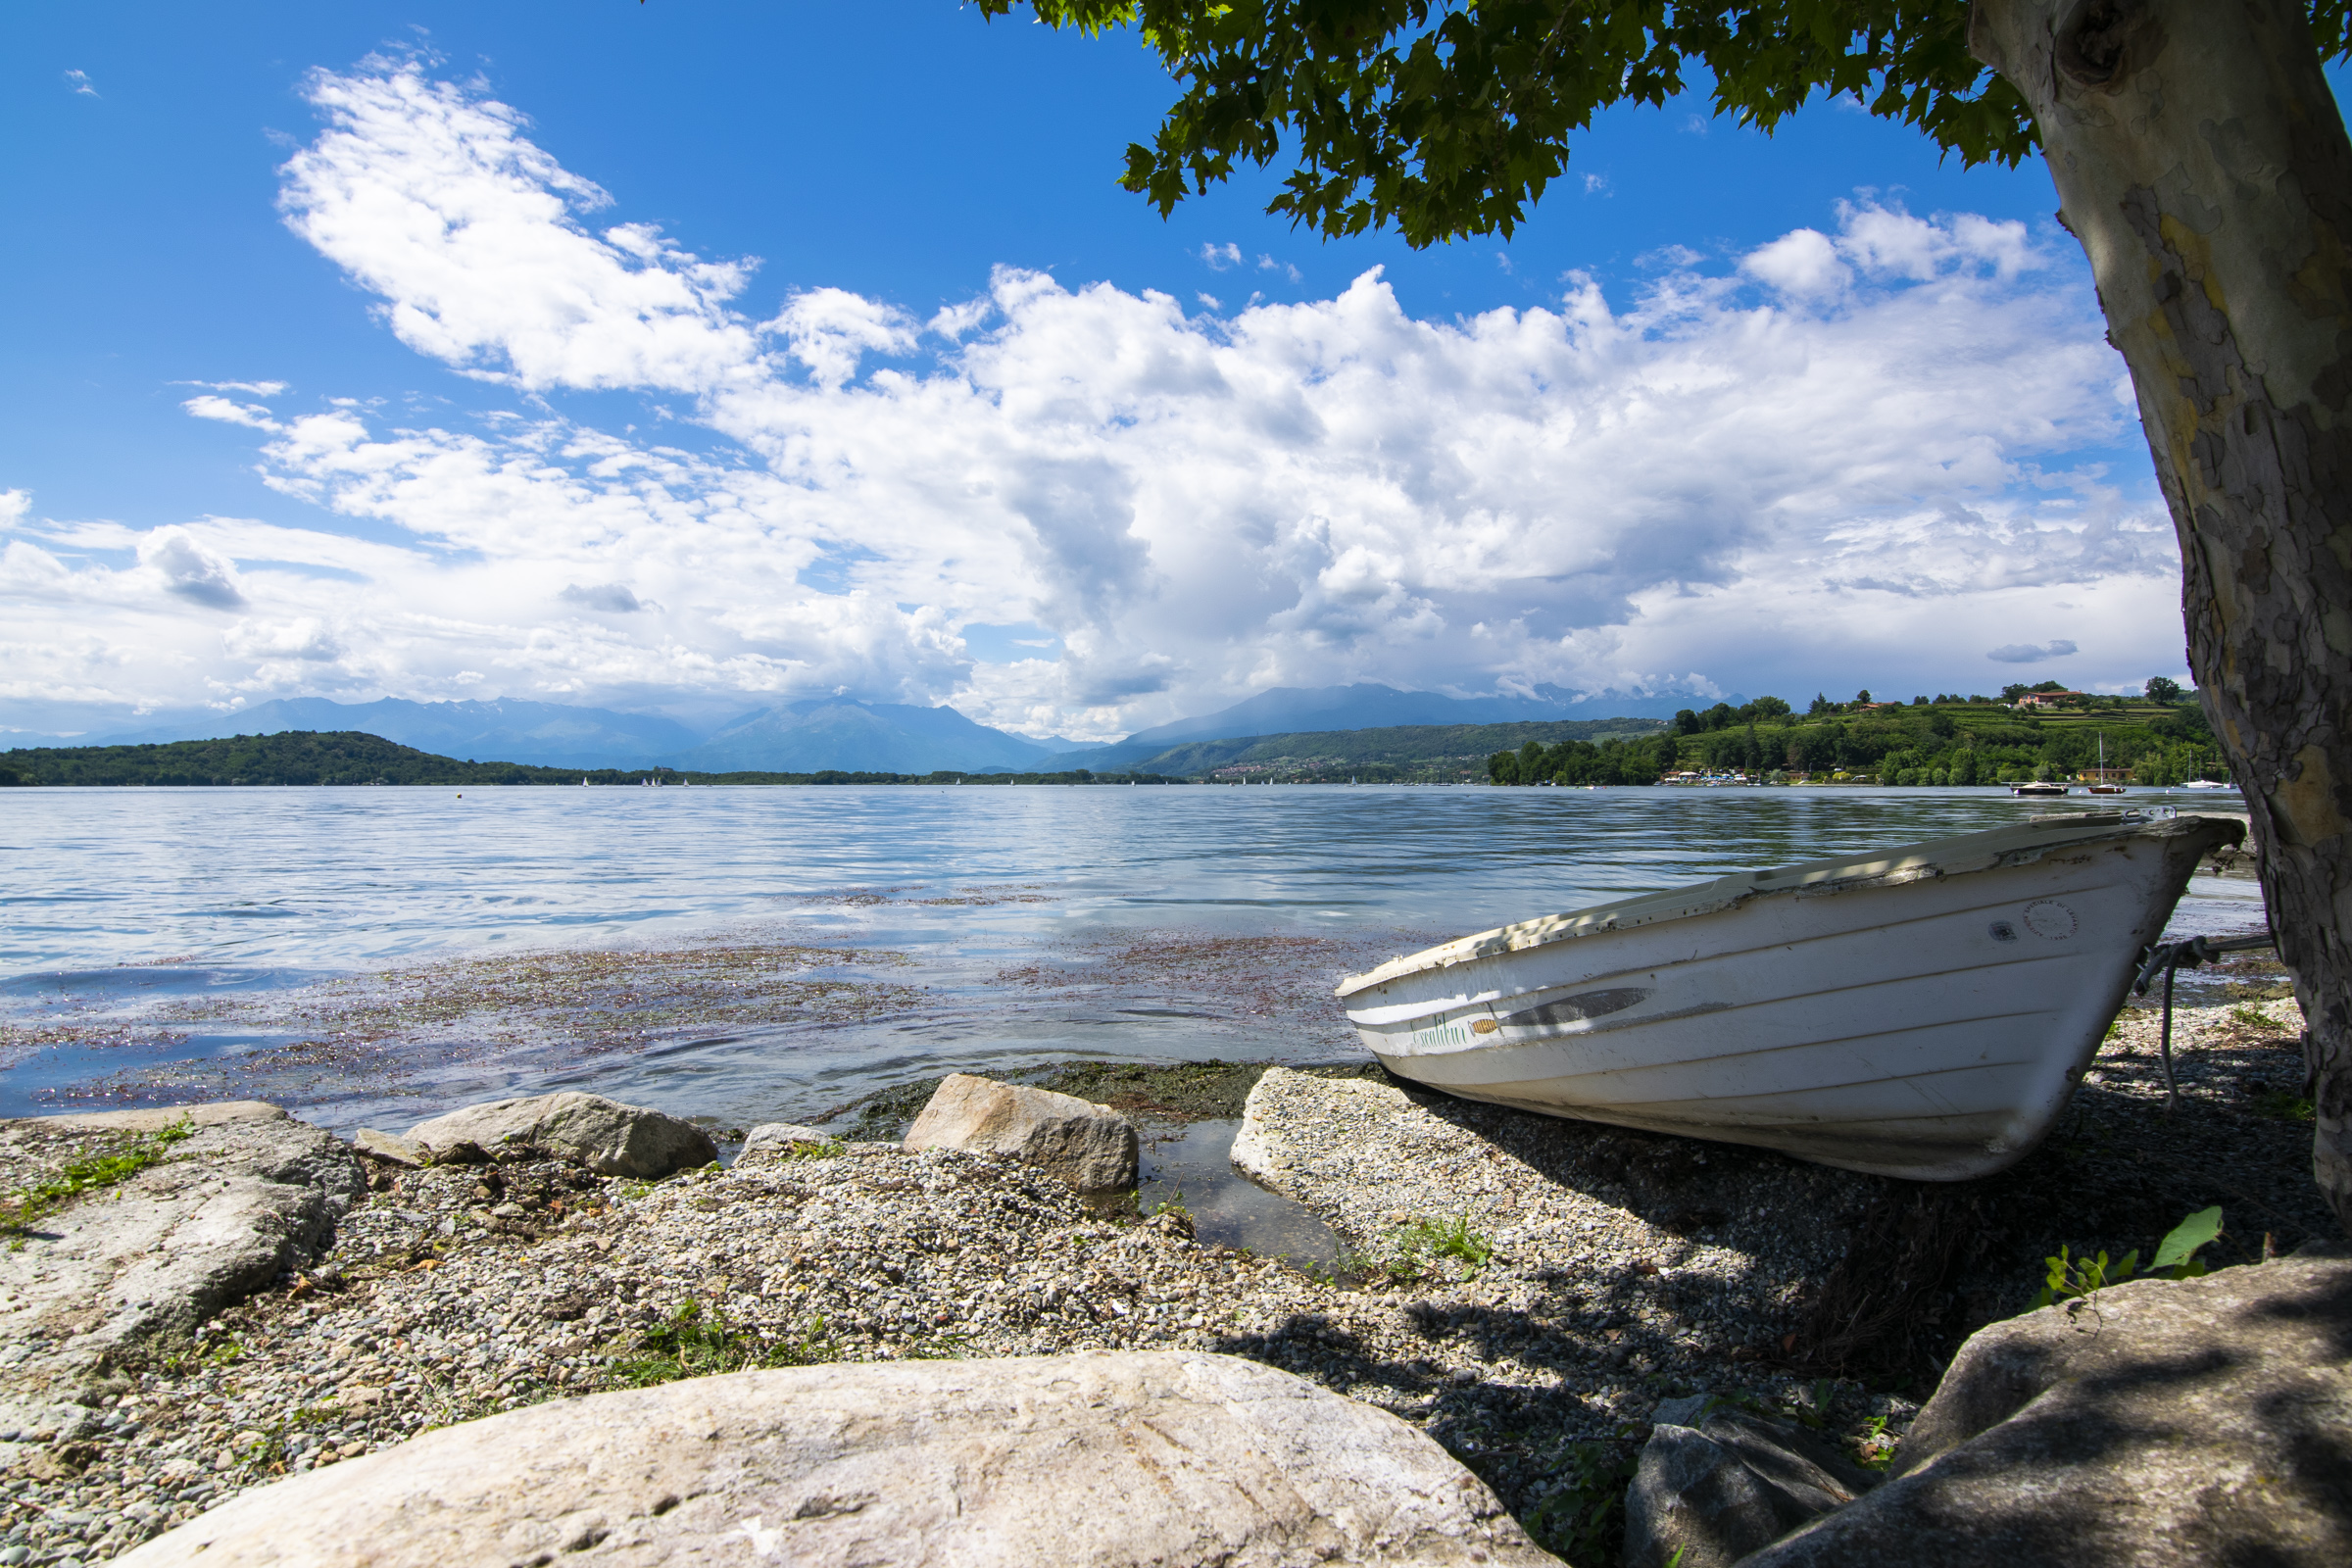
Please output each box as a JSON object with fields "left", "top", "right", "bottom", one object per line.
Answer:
{"left": 0, "top": 730, "right": 1190, "bottom": 789}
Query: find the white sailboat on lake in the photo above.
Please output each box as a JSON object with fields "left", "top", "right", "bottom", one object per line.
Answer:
{"left": 1335, "top": 811, "right": 2242, "bottom": 1180}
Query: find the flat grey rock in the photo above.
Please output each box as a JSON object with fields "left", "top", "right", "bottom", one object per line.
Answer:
{"left": 735, "top": 1121, "right": 837, "bottom": 1164}
{"left": 118, "top": 1351, "right": 1560, "bottom": 1567}
{"left": 903, "top": 1074, "right": 1139, "bottom": 1193}
{"left": 0, "top": 1103, "right": 365, "bottom": 1421}
{"left": 1650, "top": 1394, "right": 1712, "bottom": 1428}
{"left": 406, "top": 1091, "right": 717, "bottom": 1178}
{"left": 1623, "top": 1408, "right": 1875, "bottom": 1568}
{"left": 1744, "top": 1256, "right": 2352, "bottom": 1565}
{"left": 351, "top": 1127, "right": 427, "bottom": 1167}
{"left": 33, "top": 1102, "right": 285, "bottom": 1134}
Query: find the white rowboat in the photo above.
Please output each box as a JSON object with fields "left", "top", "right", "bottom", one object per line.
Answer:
{"left": 1335, "top": 811, "right": 2244, "bottom": 1181}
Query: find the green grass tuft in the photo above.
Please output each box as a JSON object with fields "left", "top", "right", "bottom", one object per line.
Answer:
{"left": 602, "top": 1298, "right": 837, "bottom": 1388}
{"left": 2253, "top": 1089, "right": 2317, "bottom": 1122}
{"left": 1354, "top": 1214, "right": 1496, "bottom": 1285}
{"left": 4, "top": 1117, "right": 194, "bottom": 1240}
{"left": 1398, "top": 1214, "right": 1494, "bottom": 1276}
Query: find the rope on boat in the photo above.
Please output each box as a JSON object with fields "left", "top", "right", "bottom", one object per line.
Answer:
{"left": 2131, "top": 933, "right": 2279, "bottom": 1112}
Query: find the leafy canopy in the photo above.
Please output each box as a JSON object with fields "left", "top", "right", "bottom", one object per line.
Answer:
{"left": 984, "top": 2, "right": 2352, "bottom": 248}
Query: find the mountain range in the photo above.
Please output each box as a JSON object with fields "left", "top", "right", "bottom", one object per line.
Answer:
{"left": 10, "top": 683, "right": 1708, "bottom": 774}
{"left": 1036, "top": 683, "right": 1731, "bottom": 772}
{"left": 669, "top": 699, "right": 1068, "bottom": 774}
{"left": 89, "top": 697, "right": 704, "bottom": 770}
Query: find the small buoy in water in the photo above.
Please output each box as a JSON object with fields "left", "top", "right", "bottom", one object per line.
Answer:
{"left": 456, "top": 792, "right": 463, "bottom": 798}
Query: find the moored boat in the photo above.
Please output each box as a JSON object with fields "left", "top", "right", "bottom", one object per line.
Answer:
{"left": 1334, "top": 811, "right": 2243, "bottom": 1180}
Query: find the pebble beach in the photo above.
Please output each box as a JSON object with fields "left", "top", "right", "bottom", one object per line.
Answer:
{"left": 1, "top": 961, "right": 2328, "bottom": 1567}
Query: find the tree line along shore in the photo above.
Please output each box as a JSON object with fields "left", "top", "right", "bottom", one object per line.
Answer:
{"left": 0, "top": 684, "right": 2224, "bottom": 790}
{"left": 1488, "top": 684, "right": 2225, "bottom": 790}
{"left": 0, "top": 731, "right": 1188, "bottom": 789}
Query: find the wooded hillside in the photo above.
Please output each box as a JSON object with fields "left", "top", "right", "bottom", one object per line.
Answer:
{"left": 1488, "top": 694, "right": 2226, "bottom": 787}
{"left": 1133, "top": 717, "right": 1667, "bottom": 782}
{"left": 0, "top": 732, "right": 1185, "bottom": 788}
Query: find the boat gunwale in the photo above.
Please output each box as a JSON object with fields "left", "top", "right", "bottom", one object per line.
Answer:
{"left": 1343, "top": 868, "right": 2136, "bottom": 1026}
{"left": 1333, "top": 810, "right": 2244, "bottom": 1001}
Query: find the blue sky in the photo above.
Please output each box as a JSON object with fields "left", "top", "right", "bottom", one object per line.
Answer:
{"left": 6, "top": 2, "right": 2300, "bottom": 741}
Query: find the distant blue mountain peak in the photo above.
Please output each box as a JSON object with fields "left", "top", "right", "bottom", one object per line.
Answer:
{"left": 46, "top": 682, "right": 1734, "bottom": 776}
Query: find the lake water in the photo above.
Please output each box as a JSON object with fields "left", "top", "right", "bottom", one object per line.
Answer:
{"left": 1, "top": 786, "right": 2263, "bottom": 1146}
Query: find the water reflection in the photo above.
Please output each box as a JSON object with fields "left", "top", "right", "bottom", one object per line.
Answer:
{"left": 1139, "top": 1118, "right": 1339, "bottom": 1269}
{"left": 2, "top": 787, "right": 2262, "bottom": 1128}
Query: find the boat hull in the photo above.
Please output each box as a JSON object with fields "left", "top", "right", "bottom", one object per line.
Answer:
{"left": 1337, "top": 814, "right": 2242, "bottom": 1180}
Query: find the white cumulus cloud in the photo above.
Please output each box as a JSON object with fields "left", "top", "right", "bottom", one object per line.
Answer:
{"left": 0, "top": 61, "right": 2188, "bottom": 737}
{"left": 1742, "top": 228, "right": 1849, "bottom": 298}
{"left": 1988, "top": 639, "right": 2081, "bottom": 663}
{"left": 139, "top": 527, "right": 246, "bottom": 610}
{"left": 277, "top": 59, "right": 761, "bottom": 393}
{"left": 183, "top": 395, "right": 283, "bottom": 431}
{"left": 179, "top": 379, "right": 290, "bottom": 397}
{"left": 767, "top": 287, "right": 919, "bottom": 389}
{"left": 224, "top": 615, "right": 344, "bottom": 663}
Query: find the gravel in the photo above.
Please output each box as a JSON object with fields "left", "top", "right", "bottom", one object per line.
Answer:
{"left": 0, "top": 1137, "right": 1889, "bottom": 1565}
{"left": 0, "top": 975, "right": 2328, "bottom": 1564}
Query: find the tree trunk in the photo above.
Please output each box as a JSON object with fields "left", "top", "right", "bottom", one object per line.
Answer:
{"left": 1970, "top": 0, "right": 2352, "bottom": 1233}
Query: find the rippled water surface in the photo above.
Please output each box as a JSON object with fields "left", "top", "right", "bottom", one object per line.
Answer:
{"left": 1, "top": 785, "right": 2261, "bottom": 1133}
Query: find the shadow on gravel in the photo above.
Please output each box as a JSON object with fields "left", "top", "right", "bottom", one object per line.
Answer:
{"left": 1349, "top": 1022, "right": 2333, "bottom": 1388}
{"left": 1392, "top": 1079, "right": 1843, "bottom": 1239}
{"left": 1205, "top": 1297, "right": 1685, "bottom": 1554}
{"left": 835, "top": 1027, "right": 2332, "bottom": 1393}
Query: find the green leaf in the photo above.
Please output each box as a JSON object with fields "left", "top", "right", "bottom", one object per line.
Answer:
{"left": 2152, "top": 1206, "right": 2224, "bottom": 1276}
{"left": 1000, "top": 2, "right": 2040, "bottom": 248}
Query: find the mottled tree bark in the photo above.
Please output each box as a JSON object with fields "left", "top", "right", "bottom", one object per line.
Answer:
{"left": 1970, "top": 0, "right": 2352, "bottom": 1231}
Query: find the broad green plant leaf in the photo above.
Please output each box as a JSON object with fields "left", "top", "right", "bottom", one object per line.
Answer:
{"left": 2151, "top": 1205, "right": 2224, "bottom": 1278}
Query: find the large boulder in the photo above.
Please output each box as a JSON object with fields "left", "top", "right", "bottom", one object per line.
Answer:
{"left": 1742, "top": 1254, "right": 2352, "bottom": 1565}
{"left": 903, "top": 1074, "right": 1138, "bottom": 1193}
{"left": 1622, "top": 1405, "right": 1878, "bottom": 1568}
{"left": 0, "top": 1102, "right": 365, "bottom": 1423}
{"left": 406, "top": 1091, "right": 716, "bottom": 1178}
{"left": 117, "top": 1351, "right": 1560, "bottom": 1567}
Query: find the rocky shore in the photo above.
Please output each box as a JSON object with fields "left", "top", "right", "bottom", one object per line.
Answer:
{"left": 0, "top": 979, "right": 2333, "bottom": 1566}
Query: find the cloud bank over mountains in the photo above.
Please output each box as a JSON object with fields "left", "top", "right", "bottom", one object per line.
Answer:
{"left": 0, "top": 58, "right": 2183, "bottom": 742}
